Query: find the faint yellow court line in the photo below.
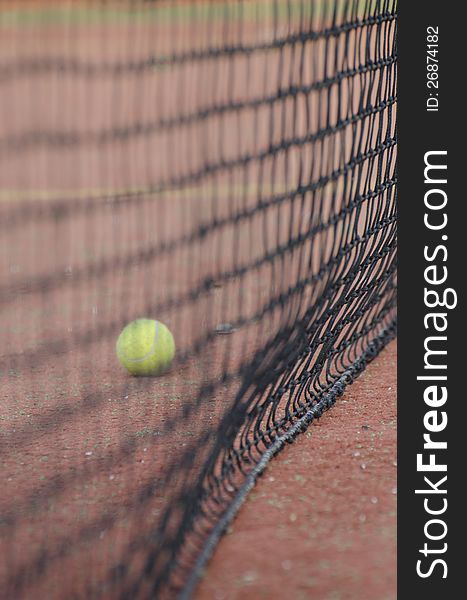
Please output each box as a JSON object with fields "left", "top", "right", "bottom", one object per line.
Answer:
{"left": 0, "top": 1, "right": 323, "bottom": 27}
{"left": 0, "top": 0, "right": 378, "bottom": 29}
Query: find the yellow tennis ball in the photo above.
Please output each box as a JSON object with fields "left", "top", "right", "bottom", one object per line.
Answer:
{"left": 116, "top": 318, "right": 175, "bottom": 376}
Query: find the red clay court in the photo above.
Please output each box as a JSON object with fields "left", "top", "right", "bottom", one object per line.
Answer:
{"left": 0, "top": 2, "right": 397, "bottom": 599}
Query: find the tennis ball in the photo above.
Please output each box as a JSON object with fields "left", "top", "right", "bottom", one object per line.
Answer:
{"left": 116, "top": 318, "right": 175, "bottom": 376}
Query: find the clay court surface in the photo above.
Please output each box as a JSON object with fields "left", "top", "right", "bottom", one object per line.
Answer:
{"left": 196, "top": 341, "right": 396, "bottom": 600}
{"left": 1, "top": 4, "right": 396, "bottom": 599}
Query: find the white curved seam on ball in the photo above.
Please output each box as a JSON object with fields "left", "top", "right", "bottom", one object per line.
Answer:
{"left": 123, "top": 320, "right": 161, "bottom": 363}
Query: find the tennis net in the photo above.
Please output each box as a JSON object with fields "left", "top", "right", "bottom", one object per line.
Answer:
{"left": 0, "top": 1, "right": 397, "bottom": 598}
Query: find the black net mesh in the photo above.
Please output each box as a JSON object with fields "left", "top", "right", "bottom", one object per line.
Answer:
{"left": 0, "top": 1, "right": 397, "bottom": 598}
